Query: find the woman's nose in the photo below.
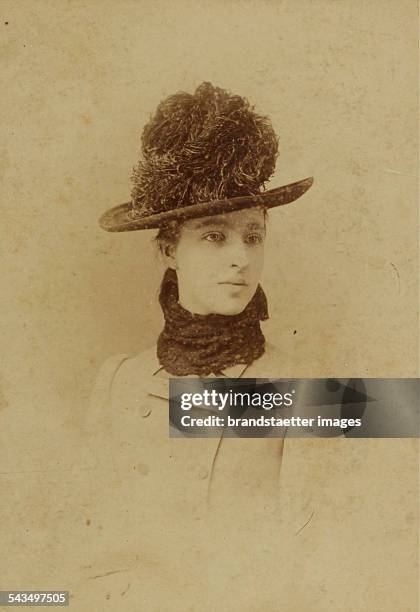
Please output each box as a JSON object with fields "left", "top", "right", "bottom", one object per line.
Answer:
{"left": 229, "top": 239, "right": 249, "bottom": 268}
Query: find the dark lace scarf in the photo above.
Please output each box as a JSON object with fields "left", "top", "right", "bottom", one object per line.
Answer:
{"left": 157, "top": 268, "right": 268, "bottom": 376}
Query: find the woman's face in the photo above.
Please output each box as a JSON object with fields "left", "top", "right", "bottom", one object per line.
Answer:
{"left": 166, "top": 206, "right": 266, "bottom": 316}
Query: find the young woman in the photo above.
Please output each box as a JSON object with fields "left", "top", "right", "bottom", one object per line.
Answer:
{"left": 92, "top": 79, "right": 313, "bottom": 492}
{"left": 87, "top": 82, "right": 314, "bottom": 610}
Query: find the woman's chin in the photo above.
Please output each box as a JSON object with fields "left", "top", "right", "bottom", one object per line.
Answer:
{"left": 210, "top": 298, "right": 250, "bottom": 316}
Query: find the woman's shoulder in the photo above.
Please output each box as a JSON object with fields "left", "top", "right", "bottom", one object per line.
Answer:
{"left": 101, "top": 344, "right": 159, "bottom": 380}
{"left": 244, "top": 342, "right": 291, "bottom": 378}
{"left": 115, "top": 345, "right": 161, "bottom": 382}
{"left": 90, "top": 346, "right": 160, "bottom": 409}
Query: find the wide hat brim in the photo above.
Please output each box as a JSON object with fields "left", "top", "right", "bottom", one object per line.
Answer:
{"left": 99, "top": 176, "right": 314, "bottom": 232}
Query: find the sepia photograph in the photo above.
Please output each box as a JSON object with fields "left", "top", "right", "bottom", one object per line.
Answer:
{"left": 1, "top": 1, "right": 418, "bottom": 610}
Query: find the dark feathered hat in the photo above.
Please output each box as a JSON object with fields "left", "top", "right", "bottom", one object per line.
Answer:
{"left": 99, "top": 82, "right": 313, "bottom": 232}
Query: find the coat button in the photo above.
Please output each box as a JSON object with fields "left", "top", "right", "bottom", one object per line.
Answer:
{"left": 197, "top": 467, "right": 209, "bottom": 480}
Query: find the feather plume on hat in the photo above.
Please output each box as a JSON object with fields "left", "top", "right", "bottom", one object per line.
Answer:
{"left": 99, "top": 82, "right": 313, "bottom": 232}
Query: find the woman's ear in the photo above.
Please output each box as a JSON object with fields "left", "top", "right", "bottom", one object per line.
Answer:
{"left": 161, "top": 242, "right": 178, "bottom": 270}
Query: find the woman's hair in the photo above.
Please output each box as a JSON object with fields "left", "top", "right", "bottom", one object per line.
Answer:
{"left": 154, "top": 220, "right": 184, "bottom": 257}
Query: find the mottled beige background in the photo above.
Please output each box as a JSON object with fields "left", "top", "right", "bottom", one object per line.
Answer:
{"left": 1, "top": 0, "right": 418, "bottom": 610}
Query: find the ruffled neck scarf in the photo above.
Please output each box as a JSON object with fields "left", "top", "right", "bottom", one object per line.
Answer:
{"left": 157, "top": 268, "right": 268, "bottom": 376}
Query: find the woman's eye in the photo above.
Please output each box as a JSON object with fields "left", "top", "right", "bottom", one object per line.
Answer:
{"left": 203, "top": 232, "right": 225, "bottom": 242}
{"left": 245, "top": 233, "right": 264, "bottom": 245}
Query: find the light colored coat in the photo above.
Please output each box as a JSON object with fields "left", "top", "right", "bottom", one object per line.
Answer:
{"left": 81, "top": 344, "right": 417, "bottom": 611}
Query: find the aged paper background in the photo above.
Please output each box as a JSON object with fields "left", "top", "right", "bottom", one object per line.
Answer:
{"left": 1, "top": 1, "right": 418, "bottom": 610}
